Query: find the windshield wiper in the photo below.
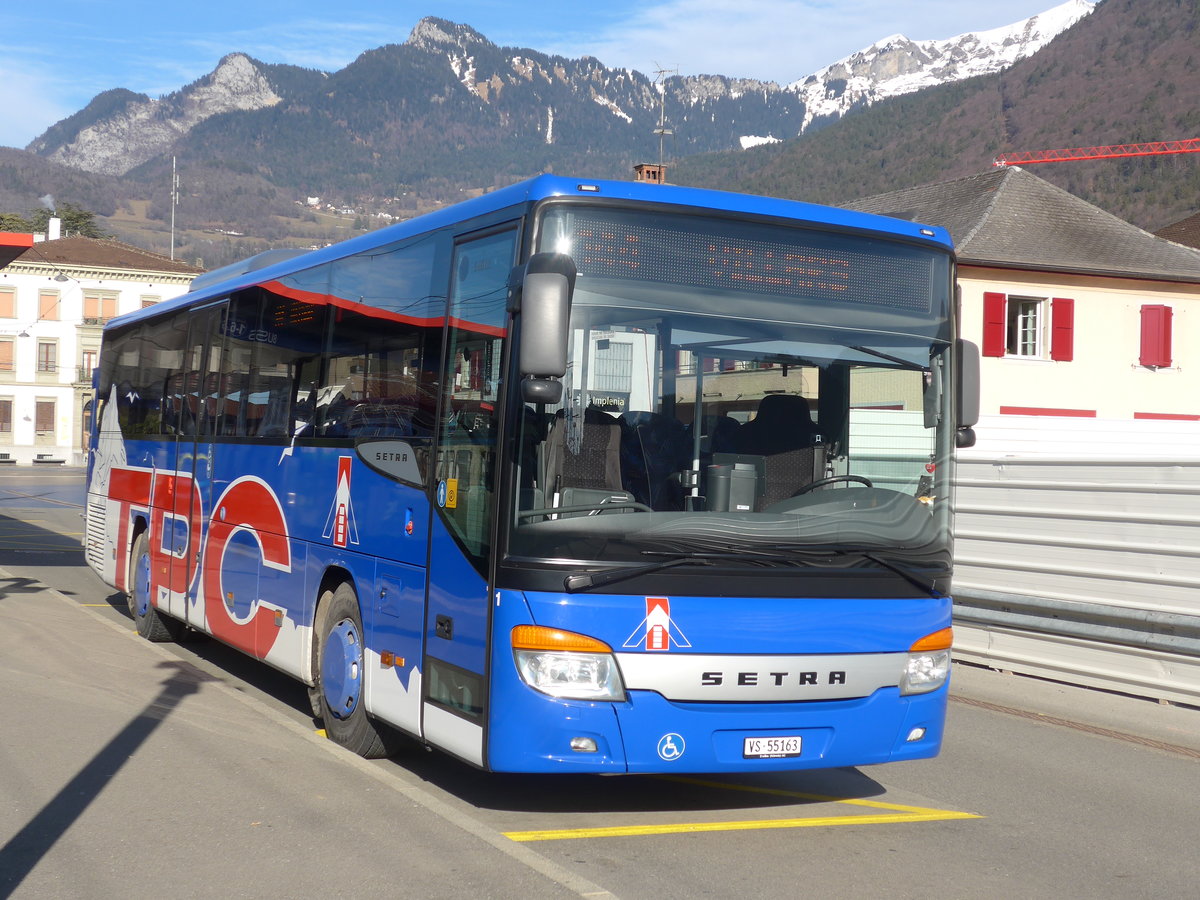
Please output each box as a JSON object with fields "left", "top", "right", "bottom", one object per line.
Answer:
{"left": 757, "top": 543, "right": 945, "bottom": 599}
{"left": 563, "top": 549, "right": 827, "bottom": 592}
{"left": 859, "top": 551, "right": 944, "bottom": 599}
{"left": 564, "top": 555, "right": 713, "bottom": 592}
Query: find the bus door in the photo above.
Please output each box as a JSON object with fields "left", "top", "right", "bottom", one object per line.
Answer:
{"left": 422, "top": 226, "right": 516, "bottom": 765}
{"left": 171, "top": 301, "right": 229, "bottom": 633}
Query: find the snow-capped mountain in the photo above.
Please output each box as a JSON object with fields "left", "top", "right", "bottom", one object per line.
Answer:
{"left": 778, "top": 0, "right": 1094, "bottom": 140}
{"left": 25, "top": 2, "right": 1094, "bottom": 188}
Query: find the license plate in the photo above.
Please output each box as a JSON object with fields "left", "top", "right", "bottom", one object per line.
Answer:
{"left": 743, "top": 735, "right": 802, "bottom": 758}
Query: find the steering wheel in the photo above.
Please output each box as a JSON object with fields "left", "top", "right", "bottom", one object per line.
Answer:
{"left": 792, "top": 474, "right": 874, "bottom": 496}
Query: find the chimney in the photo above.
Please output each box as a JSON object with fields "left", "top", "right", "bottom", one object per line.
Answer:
{"left": 633, "top": 163, "right": 667, "bottom": 184}
{"left": 48, "top": 217, "right": 62, "bottom": 241}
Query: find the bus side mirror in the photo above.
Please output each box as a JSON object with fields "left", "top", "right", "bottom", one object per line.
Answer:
{"left": 956, "top": 338, "right": 979, "bottom": 448}
{"left": 517, "top": 252, "right": 576, "bottom": 404}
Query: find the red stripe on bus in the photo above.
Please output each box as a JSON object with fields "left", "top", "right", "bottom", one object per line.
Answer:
{"left": 261, "top": 279, "right": 507, "bottom": 338}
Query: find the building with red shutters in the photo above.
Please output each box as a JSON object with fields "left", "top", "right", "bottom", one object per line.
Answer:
{"left": 848, "top": 166, "right": 1200, "bottom": 422}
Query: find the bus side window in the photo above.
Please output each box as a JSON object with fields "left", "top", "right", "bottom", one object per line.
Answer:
{"left": 224, "top": 288, "right": 328, "bottom": 439}
{"left": 313, "top": 234, "right": 449, "bottom": 456}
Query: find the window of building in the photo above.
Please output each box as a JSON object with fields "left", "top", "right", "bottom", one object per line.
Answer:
{"left": 0, "top": 288, "right": 15, "bottom": 319}
{"left": 35, "top": 400, "right": 55, "bottom": 434}
{"left": 0, "top": 341, "right": 13, "bottom": 372}
{"left": 0, "top": 399, "right": 11, "bottom": 433}
{"left": 81, "top": 349, "right": 98, "bottom": 384}
{"left": 1006, "top": 297, "right": 1043, "bottom": 357}
{"left": 983, "top": 293, "right": 1074, "bottom": 361}
{"left": 38, "top": 290, "right": 59, "bottom": 321}
{"left": 592, "top": 339, "right": 633, "bottom": 393}
{"left": 83, "top": 291, "right": 119, "bottom": 323}
{"left": 1139, "top": 304, "right": 1173, "bottom": 368}
{"left": 37, "top": 341, "right": 57, "bottom": 373}
{"left": 141, "top": 295, "right": 160, "bottom": 308}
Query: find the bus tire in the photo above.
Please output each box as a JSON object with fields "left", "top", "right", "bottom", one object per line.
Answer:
{"left": 312, "top": 582, "right": 388, "bottom": 759}
{"left": 127, "top": 531, "right": 184, "bottom": 642}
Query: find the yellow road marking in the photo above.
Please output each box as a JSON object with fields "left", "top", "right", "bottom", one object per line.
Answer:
{"left": 504, "top": 809, "right": 980, "bottom": 841}
{"left": 503, "top": 775, "right": 981, "bottom": 842}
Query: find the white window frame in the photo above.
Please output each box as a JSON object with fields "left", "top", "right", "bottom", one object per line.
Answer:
{"left": 1006, "top": 296, "right": 1046, "bottom": 359}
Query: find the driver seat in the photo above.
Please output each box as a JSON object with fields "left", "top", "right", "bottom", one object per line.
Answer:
{"left": 730, "top": 395, "right": 825, "bottom": 508}
{"left": 544, "top": 406, "right": 631, "bottom": 513}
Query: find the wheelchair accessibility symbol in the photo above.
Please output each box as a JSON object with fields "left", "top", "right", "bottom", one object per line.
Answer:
{"left": 657, "top": 733, "right": 685, "bottom": 761}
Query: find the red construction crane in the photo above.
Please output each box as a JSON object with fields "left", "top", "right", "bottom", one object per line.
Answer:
{"left": 993, "top": 137, "right": 1200, "bottom": 167}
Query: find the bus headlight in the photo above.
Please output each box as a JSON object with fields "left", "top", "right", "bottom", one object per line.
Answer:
{"left": 512, "top": 625, "right": 626, "bottom": 701}
{"left": 900, "top": 627, "right": 953, "bottom": 695}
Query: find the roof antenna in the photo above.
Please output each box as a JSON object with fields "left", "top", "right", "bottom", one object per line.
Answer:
{"left": 653, "top": 65, "right": 677, "bottom": 168}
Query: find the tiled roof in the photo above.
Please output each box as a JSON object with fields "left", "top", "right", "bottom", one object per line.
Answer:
{"left": 844, "top": 167, "right": 1200, "bottom": 284}
{"left": 1155, "top": 211, "right": 1200, "bottom": 251}
{"left": 11, "top": 235, "right": 204, "bottom": 276}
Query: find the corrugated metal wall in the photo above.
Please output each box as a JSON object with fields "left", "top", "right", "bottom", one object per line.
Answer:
{"left": 953, "top": 415, "right": 1200, "bottom": 704}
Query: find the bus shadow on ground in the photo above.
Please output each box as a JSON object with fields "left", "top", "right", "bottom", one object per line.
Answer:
{"left": 388, "top": 744, "right": 889, "bottom": 814}
{"left": 137, "top": 615, "right": 319, "bottom": 717}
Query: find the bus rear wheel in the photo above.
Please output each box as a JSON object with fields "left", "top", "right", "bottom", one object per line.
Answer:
{"left": 312, "top": 582, "right": 389, "bottom": 759}
{"left": 127, "top": 532, "right": 185, "bottom": 642}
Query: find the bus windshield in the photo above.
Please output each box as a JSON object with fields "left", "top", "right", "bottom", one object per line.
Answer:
{"left": 508, "top": 203, "right": 955, "bottom": 572}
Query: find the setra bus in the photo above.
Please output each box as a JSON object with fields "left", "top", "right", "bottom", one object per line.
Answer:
{"left": 85, "top": 174, "right": 979, "bottom": 773}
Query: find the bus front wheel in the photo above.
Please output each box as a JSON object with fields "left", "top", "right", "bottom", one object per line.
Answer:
{"left": 312, "top": 582, "right": 389, "bottom": 758}
{"left": 127, "top": 532, "right": 184, "bottom": 642}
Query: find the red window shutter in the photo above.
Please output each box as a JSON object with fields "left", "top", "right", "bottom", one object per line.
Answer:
{"left": 1140, "top": 305, "right": 1172, "bottom": 368}
{"left": 982, "top": 292, "right": 1006, "bottom": 357}
{"left": 1050, "top": 298, "right": 1074, "bottom": 361}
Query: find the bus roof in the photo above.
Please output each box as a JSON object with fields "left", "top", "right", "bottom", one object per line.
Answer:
{"left": 108, "top": 174, "right": 953, "bottom": 331}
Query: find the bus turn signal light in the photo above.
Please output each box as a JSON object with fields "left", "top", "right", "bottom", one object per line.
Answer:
{"left": 511, "top": 625, "right": 613, "bottom": 653}
{"left": 910, "top": 627, "right": 953, "bottom": 652}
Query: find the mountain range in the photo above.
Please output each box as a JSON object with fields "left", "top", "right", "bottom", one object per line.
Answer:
{"left": 3, "top": 0, "right": 1196, "bottom": 269}
{"left": 28, "top": 2, "right": 1095, "bottom": 174}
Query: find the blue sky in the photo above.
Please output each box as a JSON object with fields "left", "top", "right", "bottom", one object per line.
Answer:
{"left": 1, "top": 0, "right": 1079, "bottom": 149}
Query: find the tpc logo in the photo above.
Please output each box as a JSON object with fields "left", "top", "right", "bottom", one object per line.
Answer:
{"left": 622, "top": 597, "right": 691, "bottom": 651}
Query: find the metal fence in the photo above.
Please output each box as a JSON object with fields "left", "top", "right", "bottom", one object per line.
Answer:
{"left": 953, "top": 415, "right": 1200, "bottom": 705}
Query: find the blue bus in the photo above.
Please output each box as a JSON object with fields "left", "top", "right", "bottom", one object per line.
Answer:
{"left": 85, "top": 174, "right": 979, "bottom": 773}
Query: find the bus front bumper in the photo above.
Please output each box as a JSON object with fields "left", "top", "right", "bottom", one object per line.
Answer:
{"left": 485, "top": 683, "right": 946, "bottom": 774}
